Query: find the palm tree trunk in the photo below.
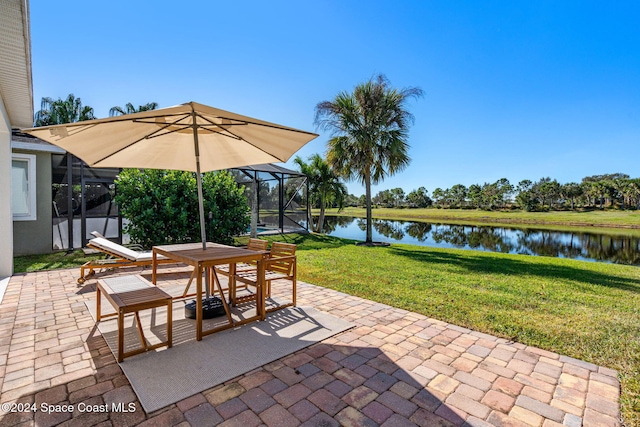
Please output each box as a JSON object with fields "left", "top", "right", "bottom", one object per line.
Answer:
{"left": 365, "top": 173, "right": 373, "bottom": 243}
{"left": 318, "top": 202, "right": 326, "bottom": 233}
{"left": 306, "top": 192, "right": 314, "bottom": 232}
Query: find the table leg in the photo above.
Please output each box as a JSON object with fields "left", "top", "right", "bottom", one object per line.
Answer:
{"left": 96, "top": 285, "right": 102, "bottom": 321}
{"left": 117, "top": 311, "right": 124, "bottom": 363}
{"left": 293, "top": 260, "right": 297, "bottom": 306}
{"left": 212, "top": 270, "right": 234, "bottom": 325}
{"left": 196, "top": 265, "right": 203, "bottom": 341}
{"left": 167, "top": 299, "right": 172, "bottom": 348}
{"left": 258, "top": 259, "right": 266, "bottom": 321}
{"left": 229, "top": 263, "right": 237, "bottom": 305}
{"left": 152, "top": 250, "right": 157, "bottom": 285}
{"left": 209, "top": 267, "right": 215, "bottom": 295}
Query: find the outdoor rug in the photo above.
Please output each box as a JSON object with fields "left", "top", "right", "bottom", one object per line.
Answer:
{"left": 85, "top": 295, "right": 354, "bottom": 413}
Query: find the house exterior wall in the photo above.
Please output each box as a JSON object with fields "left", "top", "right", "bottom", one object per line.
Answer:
{"left": 12, "top": 149, "right": 52, "bottom": 255}
{"left": 0, "top": 99, "right": 14, "bottom": 277}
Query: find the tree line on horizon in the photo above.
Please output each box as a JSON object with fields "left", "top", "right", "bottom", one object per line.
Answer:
{"left": 345, "top": 173, "right": 640, "bottom": 211}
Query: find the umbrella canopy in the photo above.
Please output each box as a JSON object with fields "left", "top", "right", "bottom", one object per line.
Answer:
{"left": 23, "top": 101, "right": 318, "bottom": 172}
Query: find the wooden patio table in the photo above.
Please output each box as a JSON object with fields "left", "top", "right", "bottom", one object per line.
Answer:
{"left": 151, "top": 242, "right": 268, "bottom": 341}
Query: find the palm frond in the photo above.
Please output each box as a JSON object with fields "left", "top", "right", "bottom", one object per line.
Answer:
{"left": 109, "top": 101, "right": 159, "bottom": 117}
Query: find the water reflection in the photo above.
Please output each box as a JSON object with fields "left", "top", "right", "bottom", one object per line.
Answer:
{"left": 372, "top": 218, "right": 405, "bottom": 240}
{"left": 431, "top": 225, "right": 515, "bottom": 253}
{"left": 316, "top": 216, "right": 640, "bottom": 265}
{"left": 405, "top": 222, "right": 432, "bottom": 241}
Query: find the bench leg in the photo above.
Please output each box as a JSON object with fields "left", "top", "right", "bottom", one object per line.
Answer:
{"left": 117, "top": 311, "right": 124, "bottom": 363}
{"left": 78, "top": 264, "right": 86, "bottom": 284}
{"left": 167, "top": 299, "right": 172, "bottom": 348}
{"left": 96, "top": 287, "right": 102, "bottom": 321}
{"left": 134, "top": 312, "right": 147, "bottom": 350}
{"left": 293, "top": 262, "right": 297, "bottom": 307}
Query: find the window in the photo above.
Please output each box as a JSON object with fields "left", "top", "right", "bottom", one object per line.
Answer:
{"left": 11, "top": 153, "right": 37, "bottom": 221}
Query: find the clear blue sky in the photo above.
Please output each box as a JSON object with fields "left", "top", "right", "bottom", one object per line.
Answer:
{"left": 29, "top": 1, "right": 640, "bottom": 196}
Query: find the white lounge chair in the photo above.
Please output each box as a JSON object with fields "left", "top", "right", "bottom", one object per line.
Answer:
{"left": 78, "top": 234, "right": 195, "bottom": 294}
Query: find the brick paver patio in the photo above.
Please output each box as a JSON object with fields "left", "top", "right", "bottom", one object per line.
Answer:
{"left": 0, "top": 266, "right": 621, "bottom": 426}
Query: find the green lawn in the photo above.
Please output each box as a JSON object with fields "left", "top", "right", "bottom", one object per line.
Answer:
{"left": 13, "top": 250, "right": 103, "bottom": 273}
{"left": 14, "top": 233, "right": 640, "bottom": 424}
{"left": 326, "top": 206, "right": 640, "bottom": 231}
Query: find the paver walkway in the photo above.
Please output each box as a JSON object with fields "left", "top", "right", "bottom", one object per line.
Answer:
{"left": 0, "top": 266, "right": 621, "bottom": 427}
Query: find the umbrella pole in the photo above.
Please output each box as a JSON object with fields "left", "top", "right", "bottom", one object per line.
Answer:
{"left": 196, "top": 172, "right": 211, "bottom": 300}
{"left": 195, "top": 159, "right": 207, "bottom": 249}
{"left": 193, "top": 114, "right": 210, "bottom": 300}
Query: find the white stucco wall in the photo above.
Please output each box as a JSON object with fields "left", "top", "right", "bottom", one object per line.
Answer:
{"left": 0, "top": 98, "right": 13, "bottom": 278}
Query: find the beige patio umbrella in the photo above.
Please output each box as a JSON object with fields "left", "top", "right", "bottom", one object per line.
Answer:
{"left": 23, "top": 101, "right": 318, "bottom": 298}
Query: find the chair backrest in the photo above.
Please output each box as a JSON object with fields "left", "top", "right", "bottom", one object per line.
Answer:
{"left": 88, "top": 237, "right": 140, "bottom": 261}
{"left": 268, "top": 242, "right": 296, "bottom": 276}
{"left": 247, "top": 238, "right": 269, "bottom": 252}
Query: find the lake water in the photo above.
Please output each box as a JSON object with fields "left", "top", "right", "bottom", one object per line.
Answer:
{"left": 316, "top": 216, "right": 640, "bottom": 266}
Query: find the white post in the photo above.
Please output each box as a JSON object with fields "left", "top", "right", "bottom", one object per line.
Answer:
{"left": 0, "top": 100, "right": 14, "bottom": 278}
{"left": 250, "top": 175, "right": 258, "bottom": 238}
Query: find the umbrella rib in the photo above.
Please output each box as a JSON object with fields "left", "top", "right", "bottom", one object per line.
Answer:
{"left": 190, "top": 120, "right": 285, "bottom": 161}
{"left": 143, "top": 125, "right": 199, "bottom": 139}
{"left": 90, "top": 115, "right": 192, "bottom": 166}
{"left": 199, "top": 112, "right": 317, "bottom": 136}
{"left": 192, "top": 113, "right": 248, "bottom": 140}
{"left": 194, "top": 112, "right": 288, "bottom": 161}
{"left": 196, "top": 125, "right": 242, "bottom": 140}
{"left": 143, "top": 124, "right": 245, "bottom": 141}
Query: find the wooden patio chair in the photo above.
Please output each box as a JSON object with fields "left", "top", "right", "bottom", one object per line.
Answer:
{"left": 211, "top": 238, "right": 269, "bottom": 295}
{"left": 233, "top": 241, "right": 297, "bottom": 315}
{"left": 214, "top": 238, "right": 269, "bottom": 276}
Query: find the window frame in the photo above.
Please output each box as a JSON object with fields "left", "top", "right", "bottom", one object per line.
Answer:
{"left": 11, "top": 153, "right": 37, "bottom": 221}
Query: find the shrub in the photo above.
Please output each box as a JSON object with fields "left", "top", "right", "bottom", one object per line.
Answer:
{"left": 115, "top": 169, "right": 249, "bottom": 248}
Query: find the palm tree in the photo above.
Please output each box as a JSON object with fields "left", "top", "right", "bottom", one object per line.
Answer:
{"left": 581, "top": 182, "right": 597, "bottom": 208}
{"left": 34, "top": 94, "right": 95, "bottom": 126}
{"left": 630, "top": 179, "right": 640, "bottom": 209}
{"left": 560, "top": 182, "right": 583, "bottom": 210}
{"left": 612, "top": 178, "right": 631, "bottom": 209}
{"left": 592, "top": 181, "right": 609, "bottom": 209}
{"left": 294, "top": 156, "right": 316, "bottom": 231}
{"left": 34, "top": 94, "right": 96, "bottom": 252}
{"left": 314, "top": 75, "right": 423, "bottom": 243}
{"left": 294, "top": 154, "right": 347, "bottom": 232}
{"left": 109, "top": 102, "right": 159, "bottom": 117}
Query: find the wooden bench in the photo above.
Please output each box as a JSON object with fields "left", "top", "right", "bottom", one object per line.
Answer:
{"left": 96, "top": 275, "right": 172, "bottom": 362}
